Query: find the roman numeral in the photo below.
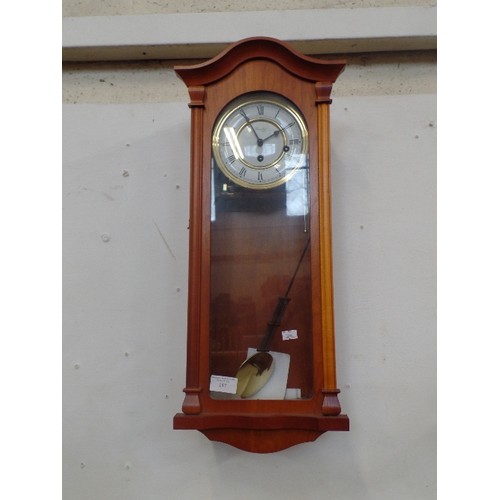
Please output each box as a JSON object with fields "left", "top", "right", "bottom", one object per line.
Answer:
{"left": 238, "top": 167, "right": 247, "bottom": 177}
{"left": 227, "top": 154, "right": 236, "bottom": 164}
{"left": 257, "top": 104, "right": 265, "bottom": 115}
{"left": 257, "top": 171, "right": 264, "bottom": 182}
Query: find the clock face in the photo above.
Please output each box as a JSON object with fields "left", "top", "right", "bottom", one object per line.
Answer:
{"left": 212, "top": 92, "right": 308, "bottom": 189}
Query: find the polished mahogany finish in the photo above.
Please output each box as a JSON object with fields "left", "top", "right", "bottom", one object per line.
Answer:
{"left": 173, "top": 37, "right": 349, "bottom": 453}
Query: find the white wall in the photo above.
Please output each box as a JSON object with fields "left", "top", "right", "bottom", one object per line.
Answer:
{"left": 62, "top": 93, "right": 436, "bottom": 499}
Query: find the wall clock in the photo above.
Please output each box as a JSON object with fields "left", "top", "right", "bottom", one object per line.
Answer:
{"left": 173, "top": 37, "right": 349, "bottom": 453}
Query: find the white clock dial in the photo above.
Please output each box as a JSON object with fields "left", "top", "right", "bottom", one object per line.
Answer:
{"left": 212, "top": 92, "right": 308, "bottom": 189}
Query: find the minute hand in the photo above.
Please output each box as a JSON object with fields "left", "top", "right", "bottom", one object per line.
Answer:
{"left": 240, "top": 110, "right": 263, "bottom": 145}
{"left": 261, "top": 122, "right": 295, "bottom": 143}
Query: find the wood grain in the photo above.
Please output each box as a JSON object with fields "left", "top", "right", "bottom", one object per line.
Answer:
{"left": 174, "top": 37, "right": 348, "bottom": 451}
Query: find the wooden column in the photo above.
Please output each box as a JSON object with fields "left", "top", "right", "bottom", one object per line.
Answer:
{"left": 316, "top": 82, "right": 341, "bottom": 416}
{"left": 181, "top": 86, "right": 206, "bottom": 415}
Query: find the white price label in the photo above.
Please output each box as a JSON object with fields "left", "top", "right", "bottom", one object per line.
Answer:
{"left": 210, "top": 375, "right": 238, "bottom": 394}
{"left": 282, "top": 329, "right": 298, "bottom": 341}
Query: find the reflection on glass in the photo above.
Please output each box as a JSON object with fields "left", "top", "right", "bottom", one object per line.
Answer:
{"left": 286, "top": 164, "right": 309, "bottom": 219}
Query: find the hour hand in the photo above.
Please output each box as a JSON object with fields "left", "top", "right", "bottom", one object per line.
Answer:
{"left": 262, "top": 122, "right": 295, "bottom": 144}
{"left": 261, "top": 129, "right": 280, "bottom": 144}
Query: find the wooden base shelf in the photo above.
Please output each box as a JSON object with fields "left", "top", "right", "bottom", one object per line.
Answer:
{"left": 173, "top": 413, "right": 349, "bottom": 453}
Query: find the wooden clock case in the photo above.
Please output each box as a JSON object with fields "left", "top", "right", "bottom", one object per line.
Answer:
{"left": 173, "top": 37, "right": 349, "bottom": 453}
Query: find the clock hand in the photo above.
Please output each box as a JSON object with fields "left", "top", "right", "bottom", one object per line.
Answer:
{"left": 261, "top": 122, "right": 295, "bottom": 144}
{"left": 240, "top": 110, "right": 264, "bottom": 146}
{"left": 261, "top": 129, "right": 280, "bottom": 143}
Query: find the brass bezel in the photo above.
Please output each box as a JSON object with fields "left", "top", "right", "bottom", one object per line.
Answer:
{"left": 212, "top": 92, "right": 309, "bottom": 190}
